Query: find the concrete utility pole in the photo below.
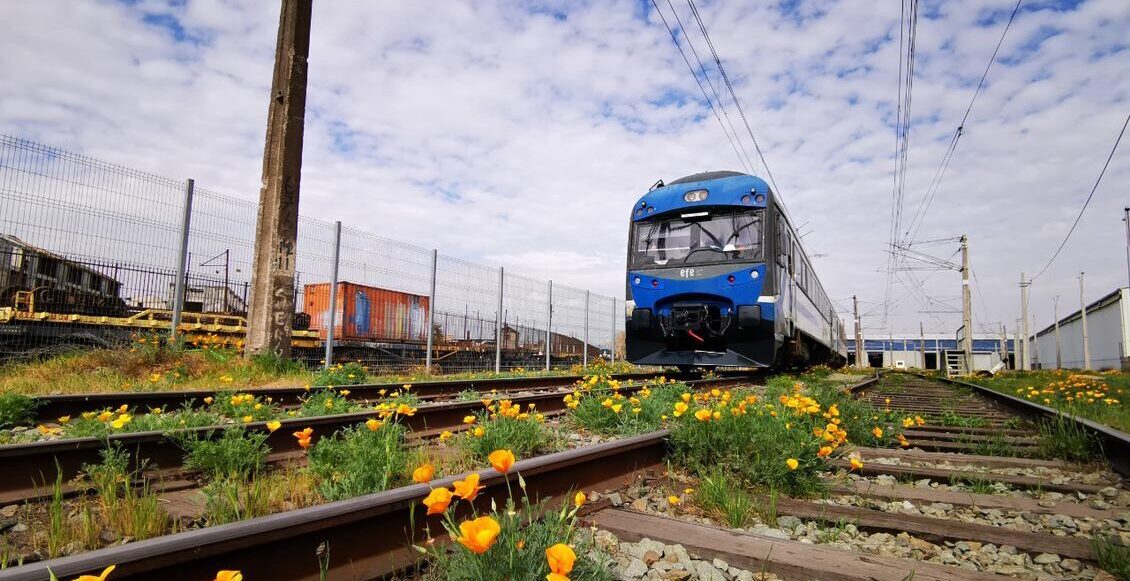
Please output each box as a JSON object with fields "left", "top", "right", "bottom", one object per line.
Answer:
{"left": 1053, "top": 295, "right": 1062, "bottom": 370}
{"left": 246, "top": 0, "right": 313, "bottom": 358}
{"left": 853, "top": 295, "right": 865, "bottom": 368}
{"left": 919, "top": 322, "right": 926, "bottom": 369}
{"left": 1019, "top": 272, "right": 1030, "bottom": 371}
{"left": 960, "top": 235, "right": 973, "bottom": 369}
{"left": 999, "top": 324, "right": 1007, "bottom": 366}
{"left": 1124, "top": 207, "right": 1130, "bottom": 291}
{"left": 1080, "top": 272, "right": 1091, "bottom": 370}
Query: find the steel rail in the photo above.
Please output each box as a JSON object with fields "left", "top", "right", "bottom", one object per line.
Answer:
{"left": 0, "top": 431, "right": 670, "bottom": 581}
{"left": 29, "top": 371, "right": 676, "bottom": 422}
{"left": 918, "top": 372, "right": 1130, "bottom": 477}
{"left": 0, "top": 376, "right": 756, "bottom": 504}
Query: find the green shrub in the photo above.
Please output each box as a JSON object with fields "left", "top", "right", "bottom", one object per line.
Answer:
{"left": 307, "top": 421, "right": 409, "bottom": 501}
{"left": 669, "top": 375, "right": 888, "bottom": 496}
{"left": 182, "top": 428, "right": 270, "bottom": 481}
{"left": 312, "top": 362, "right": 368, "bottom": 386}
{"left": 458, "top": 411, "right": 551, "bottom": 461}
{"left": 0, "top": 393, "right": 37, "bottom": 429}
{"left": 424, "top": 494, "right": 611, "bottom": 581}
{"left": 569, "top": 379, "right": 683, "bottom": 437}
{"left": 299, "top": 387, "right": 362, "bottom": 417}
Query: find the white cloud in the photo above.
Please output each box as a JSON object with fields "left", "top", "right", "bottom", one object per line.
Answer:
{"left": 0, "top": 0, "right": 1127, "bottom": 341}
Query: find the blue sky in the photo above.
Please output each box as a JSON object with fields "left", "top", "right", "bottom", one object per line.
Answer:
{"left": 0, "top": 0, "right": 1127, "bottom": 338}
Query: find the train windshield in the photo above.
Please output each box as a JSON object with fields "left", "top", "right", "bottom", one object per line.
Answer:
{"left": 631, "top": 210, "right": 763, "bottom": 267}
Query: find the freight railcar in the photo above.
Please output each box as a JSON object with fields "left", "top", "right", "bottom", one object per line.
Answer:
{"left": 625, "top": 171, "right": 847, "bottom": 369}
{"left": 0, "top": 233, "right": 126, "bottom": 316}
{"left": 303, "top": 281, "right": 430, "bottom": 344}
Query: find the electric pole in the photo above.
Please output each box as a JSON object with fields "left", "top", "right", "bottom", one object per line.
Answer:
{"left": 1080, "top": 272, "right": 1091, "bottom": 370}
{"left": 999, "top": 324, "right": 1007, "bottom": 366}
{"left": 960, "top": 235, "right": 973, "bottom": 372}
{"left": 919, "top": 321, "right": 926, "bottom": 369}
{"left": 247, "top": 0, "right": 314, "bottom": 358}
{"left": 1053, "top": 295, "right": 1062, "bottom": 369}
{"left": 1124, "top": 207, "right": 1130, "bottom": 291}
{"left": 853, "top": 295, "right": 865, "bottom": 368}
{"left": 1019, "top": 272, "right": 1030, "bottom": 371}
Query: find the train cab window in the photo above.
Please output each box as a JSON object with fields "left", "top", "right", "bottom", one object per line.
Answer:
{"left": 631, "top": 210, "right": 763, "bottom": 267}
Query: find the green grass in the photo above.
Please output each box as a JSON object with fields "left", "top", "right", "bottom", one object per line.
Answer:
{"left": 0, "top": 393, "right": 37, "bottom": 429}
{"left": 1038, "top": 412, "right": 1102, "bottom": 462}
{"left": 696, "top": 470, "right": 754, "bottom": 528}
{"left": 1093, "top": 534, "right": 1130, "bottom": 581}
{"left": 968, "top": 370, "right": 1130, "bottom": 432}
{"left": 307, "top": 421, "right": 411, "bottom": 501}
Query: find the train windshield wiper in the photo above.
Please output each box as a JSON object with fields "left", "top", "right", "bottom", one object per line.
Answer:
{"left": 682, "top": 245, "right": 723, "bottom": 263}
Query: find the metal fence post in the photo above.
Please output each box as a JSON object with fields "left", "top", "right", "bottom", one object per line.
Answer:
{"left": 610, "top": 297, "right": 616, "bottom": 363}
{"left": 545, "top": 280, "right": 553, "bottom": 371}
{"left": 495, "top": 267, "right": 504, "bottom": 373}
{"left": 583, "top": 290, "right": 590, "bottom": 368}
{"left": 170, "top": 178, "right": 195, "bottom": 339}
{"left": 425, "top": 249, "right": 438, "bottom": 372}
{"left": 323, "top": 221, "right": 342, "bottom": 369}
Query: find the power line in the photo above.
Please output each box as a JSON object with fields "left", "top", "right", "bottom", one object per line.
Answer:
{"left": 882, "top": 0, "right": 920, "bottom": 331}
{"left": 902, "top": 0, "right": 1023, "bottom": 245}
{"left": 649, "top": 0, "right": 753, "bottom": 174}
{"left": 685, "top": 0, "right": 780, "bottom": 194}
{"left": 661, "top": 0, "right": 756, "bottom": 174}
{"left": 1031, "top": 112, "right": 1130, "bottom": 281}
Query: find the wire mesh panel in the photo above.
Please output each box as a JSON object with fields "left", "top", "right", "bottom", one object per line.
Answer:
{"left": 0, "top": 135, "right": 188, "bottom": 356}
{"left": 0, "top": 134, "right": 620, "bottom": 372}
{"left": 550, "top": 284, "right": 590, "bottom": 365}
{"left": 501, "top": 272, "right": 550, "bottom": 370}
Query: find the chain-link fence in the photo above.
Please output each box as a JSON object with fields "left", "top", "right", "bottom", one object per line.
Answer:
{"left": 0, "top": 134, "right": 618, "bottom": 372}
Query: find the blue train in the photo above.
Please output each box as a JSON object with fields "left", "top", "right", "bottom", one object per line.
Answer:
{"left": 624, "top": 171, "right": 847, "bottom": 370}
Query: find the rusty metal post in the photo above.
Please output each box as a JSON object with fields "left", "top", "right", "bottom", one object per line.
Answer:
{"left": 246, "top": 0, "right": 313, "bottom": 358}
{"left": 170, "top": 179, "right": 194, "bottom": 339}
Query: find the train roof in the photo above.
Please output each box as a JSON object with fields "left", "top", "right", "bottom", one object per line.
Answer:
{"left": 631, "top": 171, "right": 771, "bottom": 220}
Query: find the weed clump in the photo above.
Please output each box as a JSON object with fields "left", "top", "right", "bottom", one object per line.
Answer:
{"left": 307, "top": 421, "right": 410, "bottom": 501}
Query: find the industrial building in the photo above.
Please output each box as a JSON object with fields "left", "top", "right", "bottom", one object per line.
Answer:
{"left": 1029, "top": 287, "right": 1129, "bottom": 370}
{"left": 847, "top": 336, "right": 1013, "bottom": 371}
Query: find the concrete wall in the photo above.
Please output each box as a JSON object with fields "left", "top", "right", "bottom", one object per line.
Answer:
{"left": 1032, "top": 288, "right": 1129, "bottom": 370}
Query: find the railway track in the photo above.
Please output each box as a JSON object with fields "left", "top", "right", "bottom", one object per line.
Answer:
{"left": 26, "top": 370, "right": 682, "bottom": 422}
{"left": 0, "top": 376, "right": 755, "bottom": 505}
{"left": 4, "top": 371, "right": 1127, "bottom": 580}
{"left": 585, "top": 372, "right": 1129, "bottom": 580}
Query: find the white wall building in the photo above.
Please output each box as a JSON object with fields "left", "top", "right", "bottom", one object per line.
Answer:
{"left": 1030, "top": 287, "right": 1129, "bottom": 371}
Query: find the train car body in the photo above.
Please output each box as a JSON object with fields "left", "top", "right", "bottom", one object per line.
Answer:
{"left": 625, "top": 171, "right": 846, "bottom": 369}
{"left": 304, "top": 281, "right": 429, "bottom": 344}
{"left": 0, "top": 233, "right": 126, "bottom": 316}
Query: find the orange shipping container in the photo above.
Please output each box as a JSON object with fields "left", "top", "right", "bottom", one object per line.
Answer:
{"left": 304, "top": 282, "right": 429, "bottom": 343}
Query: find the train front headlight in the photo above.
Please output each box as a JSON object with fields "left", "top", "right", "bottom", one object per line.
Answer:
{"left": 625, "top": 300, "right": 635, "bottom": 317}
{"left": 683, "top": 189, "right": 708, "bottom": 202}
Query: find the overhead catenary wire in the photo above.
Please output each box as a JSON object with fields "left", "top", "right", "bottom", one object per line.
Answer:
{"left": 901, "top": 0, "right": 1024, "bottom": 245}
{"left": 662, "top": 0, "right": 757, "bottom": 176}
{"left": 685, "top": 0, "right": 780, "bottom": 195}
{"left": 1030, "top": 112, "right": 1130, "bottom": 281}
{"left": 882, "top": 0, "right": 920, "bottom": 331}
{"left": 649, "top": 0, "right": 755, "bottom": 174}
